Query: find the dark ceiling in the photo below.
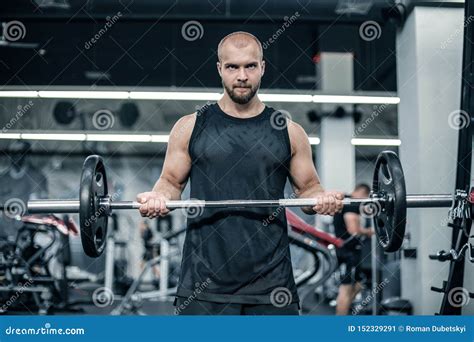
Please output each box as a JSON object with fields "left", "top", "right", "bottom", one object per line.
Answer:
{"left": 0, "top": 0, "right": 398, "bottom": 91}
{"left": 0, "top": 0, "right": 392, "bottom": 21}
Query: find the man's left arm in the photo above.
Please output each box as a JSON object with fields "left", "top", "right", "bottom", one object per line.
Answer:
{"left": 287, "top": 121, "right": 343, "bottom": 216}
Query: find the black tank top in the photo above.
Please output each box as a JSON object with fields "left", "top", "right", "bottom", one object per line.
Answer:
{"left": 176, "top": 103, "right": 299, "bottom": 304}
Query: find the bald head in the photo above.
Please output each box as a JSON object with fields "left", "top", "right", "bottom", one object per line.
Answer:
{"left": 217, "top": 31, "right": 263, "bottom": 62}
{"left": 217, "top": 31, "right": 265, "bottom": 105}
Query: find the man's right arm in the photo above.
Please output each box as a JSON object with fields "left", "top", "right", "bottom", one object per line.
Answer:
{"left": 137, "top": 113, "right": 196, "bottom": 218}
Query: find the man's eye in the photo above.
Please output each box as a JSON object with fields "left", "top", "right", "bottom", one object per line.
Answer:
{"left": 247, "top": 65, "right": 256, "bottom": 69}
{"left": 227, "top": 65, "right": 237, "bottom": 69}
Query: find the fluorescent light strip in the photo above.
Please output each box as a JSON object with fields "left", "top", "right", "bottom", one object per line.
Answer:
{"left": 130, "top": 92, "right": 221, "bottom": 101}
{"left": 259, "top": 94, "right": 313, "bottom": 103}
{"left": 38, "top": 91, "right": 129, "bottom": 99}
{"left": 351, "top": 138, "right": 401, "bottom": 146}
{"left": 21, "top": 133, "right": 87, "bottom": 141}
{"left": 86, "top": 134, "right": 152, "bottom": 142}
{"left": 0, "top": 133, "right": 170, "bottom": 143}
{"left": 0, "top": 133, "right": 21, "bottom": 139}
{"left": 0, "top": 91, "right": 399, "bottom": 104}
{"left": 308, "top": 137, "right": 320, "bottom": 145}
{"left": 313, "top": 95, "right": 400, "bottom": 104}
{"left": 0, "top": 91, "right": 39, "bottom": 98}
{"left": 151, "top": 135, "right": 170, "bottom": 143}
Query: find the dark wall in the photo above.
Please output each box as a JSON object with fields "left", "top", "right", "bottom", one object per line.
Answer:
{"left": 0, "top": 20, "right": 397, "bottom": 91}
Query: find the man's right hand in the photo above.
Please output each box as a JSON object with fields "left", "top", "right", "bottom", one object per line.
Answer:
{"left": 136, "top": 192, "right": 171, "bottom": 218}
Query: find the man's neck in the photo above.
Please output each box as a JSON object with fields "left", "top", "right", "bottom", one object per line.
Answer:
{"left": 218, "top": 95, "right": 265, "bottom": 118}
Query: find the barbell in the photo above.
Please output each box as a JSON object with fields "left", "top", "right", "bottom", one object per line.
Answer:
{"left": 0, "top": 151, "right": 469, "bottom": 258}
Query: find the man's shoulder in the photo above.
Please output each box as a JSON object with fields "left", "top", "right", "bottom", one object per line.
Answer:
{"left": 287, "top": 120, "right": 308, "bottom": 156}
{"left": 287, "top": 120, "right": 305, "bottom": 135}
{"left": 174, "top": 113, "right": 197, "bottom": 132}
{"left": 169, "top": 113, "right": 197, "bottom": 147}
{"left": 177, "top": 112, "right": 197, "bottom": 125}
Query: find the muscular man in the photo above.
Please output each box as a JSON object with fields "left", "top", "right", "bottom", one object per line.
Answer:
{"left": 333, "top": 183, "right": 374, "bottom": 315}
{"left": 137, "top": 31, "right": 344, "bottom": 315}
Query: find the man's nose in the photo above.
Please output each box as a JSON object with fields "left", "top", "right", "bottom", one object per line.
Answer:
{"left": 237, "top": 68, "right": 248, "bottom": 82}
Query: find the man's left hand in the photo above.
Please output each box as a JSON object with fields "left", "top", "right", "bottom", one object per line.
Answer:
{"left": 312, "top": 191, "right": 344, "bottom": 215}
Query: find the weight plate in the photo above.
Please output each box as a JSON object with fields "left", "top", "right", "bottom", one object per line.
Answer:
{"left": 80, "top": 155, "right": 108, "bottom": 257}
{"left": 372, "top": 151, "right": 407, "bottom": 252}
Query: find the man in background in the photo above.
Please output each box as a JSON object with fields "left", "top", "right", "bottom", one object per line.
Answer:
{"left": 333, "top": 183, "right": 374, "bottom": 315}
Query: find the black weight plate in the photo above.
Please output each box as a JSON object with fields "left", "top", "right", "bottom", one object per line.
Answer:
{"left": 80, "top": 155, "right": 108, "bottom": 257}
{"left": 372, "top": 151, "right": 407, "bottom": 252}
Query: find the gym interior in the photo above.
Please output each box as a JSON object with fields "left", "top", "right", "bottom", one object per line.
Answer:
{"left": 0, "top": 0, "right": 472, "bottom": 317}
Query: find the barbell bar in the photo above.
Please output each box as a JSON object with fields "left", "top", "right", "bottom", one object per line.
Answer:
{"left": 25, "top": 195, "right": 454, "bottom": 213}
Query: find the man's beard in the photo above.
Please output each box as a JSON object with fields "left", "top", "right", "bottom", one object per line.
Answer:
{"left": 223, "top": 81, "right": 260, "bottom": 105}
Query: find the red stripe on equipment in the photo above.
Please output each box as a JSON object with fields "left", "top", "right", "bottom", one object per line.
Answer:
{"left": 286, "top": 209, "right": 343, "bottom": 248}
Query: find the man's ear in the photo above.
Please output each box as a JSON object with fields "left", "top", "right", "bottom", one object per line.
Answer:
{"left": 217, "top": 62, "right": 222, "bottom": 77}
{"left": 261, "top": 60, "right": 265, "bottom": 76}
